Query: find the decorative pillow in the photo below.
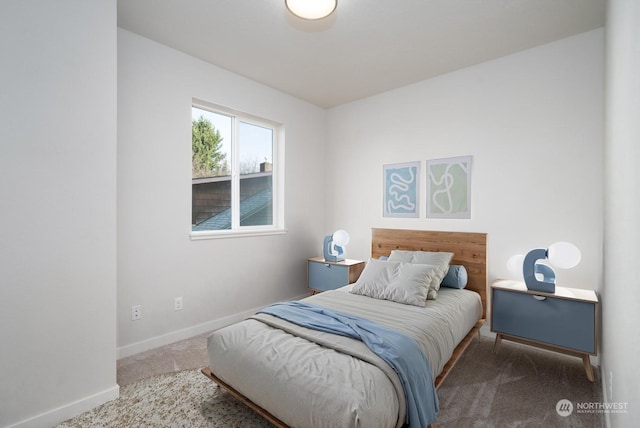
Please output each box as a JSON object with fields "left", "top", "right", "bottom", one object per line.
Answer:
{"left": 350, "top": 258, "right": 439, "bottom": 307}
{"left": 387, "top": 250, "right": 454, "bottom": 292}
{"left": 440, "top": 265, "right": 468, "bottom": 289}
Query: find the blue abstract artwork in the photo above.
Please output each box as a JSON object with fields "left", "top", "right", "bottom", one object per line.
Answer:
{"left": 383, "top": 161, "right": 420, "bottom": 218}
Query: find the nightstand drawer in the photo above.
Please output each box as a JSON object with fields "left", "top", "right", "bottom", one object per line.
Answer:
{"left": 492, "top": 289, "right": 596, "bottom": 354}
{"left": 308, "top": 261, "right": 349, "bottom": 292}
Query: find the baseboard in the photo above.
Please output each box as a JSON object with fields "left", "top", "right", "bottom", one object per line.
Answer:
{"left": 480, "top": 323, "right": 495, "bottom": 338}
{"left": 600, "top": 364, "right": 612, "bottom": 428}
{"left": 6, "top": 384, "right": 119, "bottom": 428}
{"left": 117, "top": 308, "right": 258, "bottom": 359}
{"left": 117, "top": 293, "right": 309, "bottom": 359}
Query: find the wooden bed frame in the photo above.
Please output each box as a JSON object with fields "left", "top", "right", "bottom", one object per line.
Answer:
{"left": 202, "top": 228, "right": 488, "bottom": 427}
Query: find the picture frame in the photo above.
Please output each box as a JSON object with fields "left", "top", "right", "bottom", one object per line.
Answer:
{"left": 426, "top": 155, "right": 472, "bottom": 219}
{"left": 383, "top": 161, "right": 420, "bottom": 218}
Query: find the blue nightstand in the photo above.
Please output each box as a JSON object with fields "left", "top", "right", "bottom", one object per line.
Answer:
{"left": 308, "top": 257, "right": 365, "bottom": 294}
{"left": 491, "top": 279, "right": 598, "bottom": 382}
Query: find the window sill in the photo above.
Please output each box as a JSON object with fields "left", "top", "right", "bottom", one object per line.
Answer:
{"left": 190, "top": 228, "right": 287, "bottom": 241}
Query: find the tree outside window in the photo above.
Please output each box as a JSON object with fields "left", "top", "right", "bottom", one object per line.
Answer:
{"left": 192, "top": 116, "right": 227, "bottom": 178}
{"left": 191, "top": 104, "right": 279, "bottom": 235}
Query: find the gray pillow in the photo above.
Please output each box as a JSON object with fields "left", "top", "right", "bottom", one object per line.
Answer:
{"left": 387, "top": 250, "right": 454, "bottom": 292}
{"left": 350, "top": 258, "right": 439, "bottom": 307}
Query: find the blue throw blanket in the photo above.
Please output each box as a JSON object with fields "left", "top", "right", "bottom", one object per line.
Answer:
{"left": 258, "top": 301, "right": 439, "bottom": 427}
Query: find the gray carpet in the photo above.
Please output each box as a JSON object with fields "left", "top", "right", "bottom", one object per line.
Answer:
{"left": 437, "top": 337, "right": 604, "bottom": 427}
{"left": 59, "top": 336, "right": 604, "bottom": 427}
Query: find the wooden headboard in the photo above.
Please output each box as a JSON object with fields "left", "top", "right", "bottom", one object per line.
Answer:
{"left": 371, "top": 228, "right": 488, "bottom": 319}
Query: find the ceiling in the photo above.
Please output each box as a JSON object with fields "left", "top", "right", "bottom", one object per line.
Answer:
{"left": 117, "top": 0, "right": 605, "bottom": 109}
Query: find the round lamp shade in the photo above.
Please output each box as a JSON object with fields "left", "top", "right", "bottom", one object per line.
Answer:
{"left": 285, "top": 0, "right": 337, "bottom": 20}
{"left": 547, "top": 241, "right": 581, "bottom": 269}
{"left": 332, "top": 229, "right": 349, "bottom": 246}
{"left": 507, "top": 254, "right": 524, "bottom": 279}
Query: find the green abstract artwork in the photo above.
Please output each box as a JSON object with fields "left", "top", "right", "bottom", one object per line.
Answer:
{"left": 426, "top": 156, "right": 472, "bottom": 219}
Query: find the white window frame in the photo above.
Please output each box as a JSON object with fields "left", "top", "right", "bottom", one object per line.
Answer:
{"left": 190, "top": 99, "right": 286, "bottom": 240}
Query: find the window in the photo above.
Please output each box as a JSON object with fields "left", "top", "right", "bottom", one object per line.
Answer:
{"left": 191, "top": 100, "right": 284, "bottom": 238}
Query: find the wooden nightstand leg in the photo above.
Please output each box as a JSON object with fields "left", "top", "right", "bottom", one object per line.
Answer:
{"left": 582, "top": 354, "right": 595, "bottom": 383}
{"left": 493, "top": 334, "right": 502, "bottom": 353}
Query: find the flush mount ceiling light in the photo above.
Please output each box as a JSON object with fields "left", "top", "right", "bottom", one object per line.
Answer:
{"left": 285, "top": 0, "right": 337, "bottom": 20}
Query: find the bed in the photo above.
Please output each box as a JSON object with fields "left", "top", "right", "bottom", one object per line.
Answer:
{"left": 202, "top": 228, "right": 487, "bottom": 427}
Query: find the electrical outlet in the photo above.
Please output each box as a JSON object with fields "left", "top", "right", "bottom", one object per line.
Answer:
{"left": 131, "top": 305, "right": 142, "bottom": 320}
{"left": 174, "top": 297, "right": 183, "bottom": 311}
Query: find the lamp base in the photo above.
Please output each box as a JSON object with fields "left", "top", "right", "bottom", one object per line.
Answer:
{"left": 323, "top": 235, "right": 345, "bottom": 262}
{"left": 523, "top": 249, "right": 556, "bottom": 293}
{"left": 524, "top": 281, "right": 555, "bottom": 293}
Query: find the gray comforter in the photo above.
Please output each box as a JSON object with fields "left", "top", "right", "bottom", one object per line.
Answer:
{"left": 207, "top": 287, "right": 482, "bottom": 427}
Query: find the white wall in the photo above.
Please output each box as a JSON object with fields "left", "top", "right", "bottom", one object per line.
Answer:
{"left": 117, "top": 29, "right": 327, "bottom": 355}
{"left": 602, "top": 0, "right": 640, "bottom": 426}
{"left": 0, "top": 1, "right": 118, "bottom": 427}
{"left": 0, "top": 8, "right": 611, "bottom": 426}
{"left": 325, "top": 30, "right": 604, "bottom": 294}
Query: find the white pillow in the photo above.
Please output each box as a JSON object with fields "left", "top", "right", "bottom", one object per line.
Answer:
{"left": 387, "top": 250, "right": 453, "bottom": 292}
{"left": 349, "top": 258, "right": 439, "bottom": 307}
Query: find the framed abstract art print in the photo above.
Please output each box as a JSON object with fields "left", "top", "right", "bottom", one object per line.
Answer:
{"left": 383, "top": 161, "right": 420, "bottom": 218}
{"left": 426, "top": 156, "right": 472, "bottom": 219}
